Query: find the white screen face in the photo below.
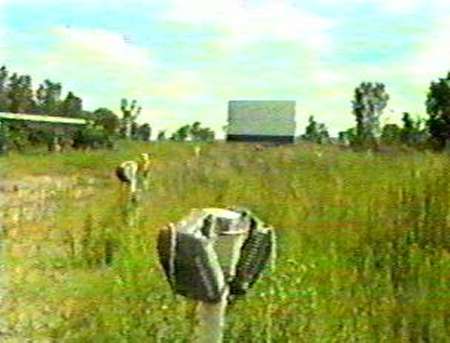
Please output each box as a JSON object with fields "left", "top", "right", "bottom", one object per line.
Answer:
{"left": 227, "top": 100, "right": 296, "bottom": 137}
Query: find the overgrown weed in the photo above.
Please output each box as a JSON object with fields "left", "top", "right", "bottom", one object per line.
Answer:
{"left": 1, "top": 142, "right": 449, "bottom": 341}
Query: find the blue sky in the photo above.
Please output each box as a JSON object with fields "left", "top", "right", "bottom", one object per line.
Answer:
{"left": 1, "top": 0, "right": 449, "bottom": 137}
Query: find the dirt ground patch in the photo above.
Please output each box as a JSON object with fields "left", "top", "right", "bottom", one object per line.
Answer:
{"left": 0, "top": 175, "right": 98, "bottom": 340}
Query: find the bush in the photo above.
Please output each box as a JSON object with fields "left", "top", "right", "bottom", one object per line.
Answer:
{"left": 0, "top": 124, "right": 10, "bottom": 154}
{"left": 73, "top": 124, "right": 117, "bottom": 150}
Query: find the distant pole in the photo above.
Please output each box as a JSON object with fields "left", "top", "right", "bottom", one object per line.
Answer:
{"left": 116, "top": 161, "right": 140, "bottom": 227}
{"left": 194, "top": 145, "right": 201, "bottom": 159}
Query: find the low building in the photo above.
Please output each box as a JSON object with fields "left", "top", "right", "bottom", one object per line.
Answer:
{"left": 0, "top": 112, "right": 87, "bottom": 152}
{"left": 226, "top": 100, "right": 296, "bottom": 144}
{"left": 0, "top": 112, "right": 87, "bottom": 128}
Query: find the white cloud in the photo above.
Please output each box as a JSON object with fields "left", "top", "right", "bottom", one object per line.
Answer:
{"left": 315, "top": 0, "right": 423, "bottom": 13}
{"left": 51, "top": 27, "right": 153, "bottom": 69}
{"left": 405, "top": 18, "right": 450, "bottom": 82}
{"left": 313, "top": 70, "right": 350, "bottom": 86}
{"left": 2, "top": 0, "right": 135, "bottom": 5}
{"left": 0, "top": 0, "right": 6, "bottom": 58}
{"left": 165, "top": 0, "right": 335, "bottom": 52}
{"left": 372, "top": 0, "right": 423, "bottom": 13}
{"left": 37, "top": 27, "right": 211, "bottom": 127}
{"left": 5, "top": 0, "right": 446, "bottom": 137}
{"left": 151, "top": 71, "right": 207, "bottom": 101}
{"left": 39, "top": 27, "right": 157, "bottom": 105}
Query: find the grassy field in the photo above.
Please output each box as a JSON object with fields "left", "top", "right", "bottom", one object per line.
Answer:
{"left": 1, "top": 141, "right": 449, "bottom": 342}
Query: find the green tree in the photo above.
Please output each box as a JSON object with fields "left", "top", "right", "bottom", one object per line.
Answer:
{"left": 157, "top": 130, "right": 166, "bottom": 141}
{"left": 352, "top": 82, "right": 390, "bottom": 146}
{"left": 338, "top": 128, "right": 356, "bottom": 145}
{"left": 59, "top": 91, "right": 83, "bottom": 117}
{"left": 188, "top": 121, "right": 215, "bottom": 142}
{"left": 400, "top": 112, "right": 428, "bottom": 146}
{"left": 189, "top": 121, "right": 202, "bottom": 141}
{"left": 6, "top": 122, "right": 29, "bottom": 151}
{"left": 426, "top": 72, "right": 450, "bottom": 149}
{"left": 0, "top": 123, "right": 10, "bottom": 154}
{"left": 381, "top": 123, "right": 401, "bottom": 145}
{"left": 36, "top": 79, "right": 63, "bottom": 115}
{"left": 196, "top": 127, "right": 215, "bottom": 142}
{"left": 317, "top": 123, "right": 330, "bottom": 144}
{"left": 73, "top": 124, "right": 113, "bottom": 150}
{"left": 302, "top": 116, "right": 329, "bottom": 144}
{"left": 131, "top": 121, "right": 139, "bottom": 139}
{"left": 136, "top": 123, "right": 151, "bottom": 141}
{"left": 92, "top": 108, "right": 120, "bottom": 136}
{"left": 7, "top": 74, "right": 35, "bottom": 113}
{"left": 120, "top": 99, "right": 141, "bottom": 139}
{"left": 170, "top": 125, "right": 191, "bottom": 142}
{"left": 302, "top": 116, "right": 319, "bottom": 141}
{"left": 27, "top": 127, "right": 54, "bottom": 146}
{"left": 0, "top": 66, "right": 10, "bottom": 111}
{"left": 401, "top": 112, "right": 414, "bottom": 144}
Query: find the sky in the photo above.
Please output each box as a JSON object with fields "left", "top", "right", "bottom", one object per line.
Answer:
{"left": 1, "top": 0, "right": 449, "bottom": 137}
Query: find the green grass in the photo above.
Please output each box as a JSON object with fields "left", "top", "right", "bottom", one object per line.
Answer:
{"left": 1, "top": 142, "right": 449, "bottom": 342}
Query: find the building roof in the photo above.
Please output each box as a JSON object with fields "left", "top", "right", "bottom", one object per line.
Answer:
{"left": 227, "top": 100, "right": 296, "bottom": 137}
{"left": 0, "top": 112, "right": 87, "bottom": 125}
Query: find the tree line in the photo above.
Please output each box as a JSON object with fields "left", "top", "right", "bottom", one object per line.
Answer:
{"left": 1, "top": 63, "right": 449, "bottom": 153}
{"left": 0, "top": 65, "right": 217, "bottom": 153}
{"left": 301, "top": 73, "right": 450, "bottom": 151}
{"left": 0, "top": 66, "right": 153, "bottom": 152}
{"left": 157, "top": 121, "right": 215, "bottom": 142}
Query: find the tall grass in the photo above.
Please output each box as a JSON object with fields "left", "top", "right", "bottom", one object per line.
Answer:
{"left": 1, "top": 142, "right": 449, "bottom": 342}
